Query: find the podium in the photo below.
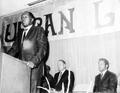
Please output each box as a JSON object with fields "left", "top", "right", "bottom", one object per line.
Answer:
{"left": 0, "top": 53, "right": 30, "bottom": 93}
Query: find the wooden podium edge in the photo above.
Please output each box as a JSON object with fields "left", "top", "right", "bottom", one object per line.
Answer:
{"left": 1, "top": 52, "right": 28, "bottom": 65}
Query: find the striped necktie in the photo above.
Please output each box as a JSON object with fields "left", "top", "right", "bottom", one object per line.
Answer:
{"left": 100, "top": 73, "right": 103, "bottom": 79}
{"left": 21, "top": 29, "right": 27, "bottom": 44}
{"left": 57, "top": 72, "right": 62, "bottom": 83}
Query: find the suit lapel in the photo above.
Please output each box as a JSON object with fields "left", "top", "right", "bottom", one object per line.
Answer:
{"left": 19, "top": 29, "right": 24, "bottom": 44}
{"left": 55, "top": 72, "right": 60, "bottom": 85}
{"left": 59, "top": 70, "right": 67, "bottom": 81}
{"left": 57, "top": 70, "right": 67, "bottom": 84}
{"left": 101, "top": 71, "right": 109, "bottom": 82}
{"left": 25, "top": 26, "right": 34, "bottom": 39}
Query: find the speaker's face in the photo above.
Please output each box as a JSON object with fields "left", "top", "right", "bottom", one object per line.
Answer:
{"left": 21, "top": 13, "right": 33, "bottom": 27}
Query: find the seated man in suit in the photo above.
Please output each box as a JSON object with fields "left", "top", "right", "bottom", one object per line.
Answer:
{"left": 37, "top": 65, "right": 54, "bottom": 93}
{"left": 93, "top": 58, "right": 118, "bottom": 93}
{"left": 53, "top": 59, "right": 75, "bottom": 93}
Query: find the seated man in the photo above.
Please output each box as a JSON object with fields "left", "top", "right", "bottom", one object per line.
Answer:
{"left": 93, "top": 58, "right": 118, "bottom": 93}
{"left": 53, "top": 59, "right": 75, "bottom": 93}
{"left": 38, "top": 65, "right": 54, "bottom": 93}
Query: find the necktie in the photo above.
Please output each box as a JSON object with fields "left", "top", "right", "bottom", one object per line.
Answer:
{"left": 57, "top": 72, "right": 62, "bottom": 83}
{"left": 100, "top": 73, "right": 103, "bottom": 79}
{"left": 23, "top": 31, "right": 26, "bottom": 39}
{"left": 21, "top": 31, "right": 26, "bottom": 44}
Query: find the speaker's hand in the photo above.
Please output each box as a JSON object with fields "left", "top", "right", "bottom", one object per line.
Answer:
{"left": 27, "top": 61, "right": 34, "bottom": 68}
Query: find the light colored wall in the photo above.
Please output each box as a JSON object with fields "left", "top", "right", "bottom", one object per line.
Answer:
{"left": 47, "top": 31, "right": 120, "bottom": 91}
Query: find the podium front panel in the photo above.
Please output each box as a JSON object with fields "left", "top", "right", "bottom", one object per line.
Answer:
{"left": 0, "top": 53, "right": 30, "bottom": 93}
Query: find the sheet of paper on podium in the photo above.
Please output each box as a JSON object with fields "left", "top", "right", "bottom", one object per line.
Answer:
{"left": 0, "top": 52, "right": 30, "bottom": 93}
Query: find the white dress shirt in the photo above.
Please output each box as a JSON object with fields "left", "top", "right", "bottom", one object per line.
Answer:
{"left": 21, "top": 25, "right": 32, "bottom": 44}
{"left": 23, "top": 25, "right": 32, "bottom": 36}
{"left": 100, "top": 69, "right": 107, "bottom": 79}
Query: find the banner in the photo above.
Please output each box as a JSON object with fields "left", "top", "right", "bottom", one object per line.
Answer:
{"left": 1, "top": 0, "right": 120, "bottom": 45}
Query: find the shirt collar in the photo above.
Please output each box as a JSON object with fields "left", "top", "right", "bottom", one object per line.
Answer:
{"left": 60, "top": 69, "right": 66, "bottom": 74}
{"left": 24, "top": 25, "right": 32, "bottom": 35}
{"left": 101, "top": 69, "right": 107, "bottom": 76}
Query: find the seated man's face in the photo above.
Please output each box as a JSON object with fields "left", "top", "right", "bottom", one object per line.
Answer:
{"left": 57, "top": 61, "right": 65, "bottom": 72}
{"left": 98, "top": 60, "right": 107, "bottom": 72}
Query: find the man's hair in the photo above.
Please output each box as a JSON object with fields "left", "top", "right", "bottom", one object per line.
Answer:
{"left": 58, "top": 59, "right": 66, "bottom": 65}
{"left": 99, "top": 58, "right": 109, "bottom": 69}
{"left": 21, "top": 11, "right": 35, "bottom": 19}
{"left": 21, "top": 11, "right": 35, "bottom": 26}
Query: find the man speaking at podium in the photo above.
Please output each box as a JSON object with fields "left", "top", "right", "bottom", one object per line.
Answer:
{"left": 7, "top": 11, "right": 48, "bottom": 93}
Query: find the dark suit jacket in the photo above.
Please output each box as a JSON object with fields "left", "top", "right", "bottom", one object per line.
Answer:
{"left": 39, "top": 73, "right": 54, "bottom": 93}
{"left": 54, "top": 70, "right": 75, "bottom": 93}
{"left": 93, "top": 70, "right": 117, "bottom": 93}
{"left": 8, "top": 25, "right": 48, "bottom": 81}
